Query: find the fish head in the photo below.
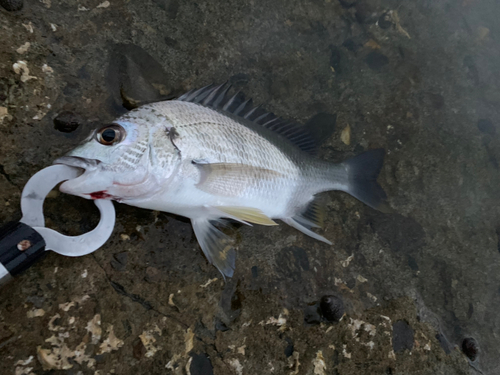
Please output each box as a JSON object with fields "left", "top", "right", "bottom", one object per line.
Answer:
{"left": 54, "top": 113, "right": 180, "bottom": 201}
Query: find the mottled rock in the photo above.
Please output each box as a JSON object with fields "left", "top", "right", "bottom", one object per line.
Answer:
{"left": 378, "top": 11, "right": 393, "bottom": 29}
{"left": 304, "top": 304, "right": 321, "bottom": 325}
{"left": 329, "top": 45, "right": 342, "bottom": 73}
{"left": 0, "top": 0, "right": 23, "bottom": 12}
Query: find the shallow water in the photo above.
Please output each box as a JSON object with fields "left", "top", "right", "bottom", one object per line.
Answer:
{"left": 0, "top": 1, "right": 499, "bottom": 374}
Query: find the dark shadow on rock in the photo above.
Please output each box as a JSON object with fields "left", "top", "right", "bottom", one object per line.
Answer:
{"left": 276, "top": 246, "right": 310, "bottom": 282}
{"left": 361, "top": 212, "right": 426, "bottom": 254}
{"left": 106, "top": 43, "right": 181, "bottom": 115}
{"left": 190, "top": 352, "right": 214, "bottom": 375}
{"left": 392, "top": 320, "right": 414, "bottom": 353}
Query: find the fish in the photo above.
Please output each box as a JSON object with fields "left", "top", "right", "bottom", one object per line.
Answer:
{"left": 54, "top": 83, "right": 391, "bottom": 278}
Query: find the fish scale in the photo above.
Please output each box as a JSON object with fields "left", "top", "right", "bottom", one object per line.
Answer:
{"left": 55, "top": 83, "right": 391, "bottom": 278}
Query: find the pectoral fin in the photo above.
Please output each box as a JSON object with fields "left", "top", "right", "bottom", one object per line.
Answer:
{"left": 194, "top": 162, "right": 282, "bottom": 197}
{"left": 191, "top": 219, "right": 236, "bottom": 279}
{"left": 216, "top": 206, "right": 278, "bottom": 226}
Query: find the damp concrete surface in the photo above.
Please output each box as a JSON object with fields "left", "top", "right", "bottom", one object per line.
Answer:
{"left": 1, "top": 0, "right": 499, "bottom": 374}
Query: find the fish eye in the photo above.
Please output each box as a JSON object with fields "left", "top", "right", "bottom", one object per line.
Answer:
{"left": 96, "top": 124, "right": 126, "bottom": 146}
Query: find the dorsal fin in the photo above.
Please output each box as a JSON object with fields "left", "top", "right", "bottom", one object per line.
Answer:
{"left": 177, "top": 83, "right": 317, "bottom": 155}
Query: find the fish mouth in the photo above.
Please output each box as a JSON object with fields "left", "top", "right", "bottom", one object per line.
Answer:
{"left": 53, "top": 156, "right": 101, "bottom": 171}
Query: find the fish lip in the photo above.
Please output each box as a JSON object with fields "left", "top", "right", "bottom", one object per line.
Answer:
{"left": 53, "top": 156, "right": 101, "bottom": 170}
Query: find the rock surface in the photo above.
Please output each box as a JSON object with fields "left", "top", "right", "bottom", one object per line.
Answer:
{"left": 1, "top": 0, "right": 499, "bottom": 374}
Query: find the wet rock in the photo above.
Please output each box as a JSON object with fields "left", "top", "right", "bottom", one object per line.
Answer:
{"left": 427, "top": 92, "right": 445, "bottom": 110}
{"left": 0, "top": 0, "right": 23, "bottom": 12}
{"left": 164, "top": 36, "right": 180, "bottom": 49}
{"left": 463, "top": 56, "right": 479, "bottom": 85}
{"left": 342, "top": 39, "right": 360, "bottom": 53}
{"left": 365, "top": 51, "right": 389, "bottom": 71}
{"left": 277, "top": 246, "right": 310, "bottom": 282}
{"left": 477, "top": 119, "right": 496, "bottom": 135}
{"left": 114, "top": 252, "right": 128, "bottom": 265}
{"left": 319, "top": 295, "right": 344, "bottom": 322}
{"left": 496, "top": 228, "right": 500, "bottom": 253}
{"left": 363, "top": 213, "right": 425, "bottom": 254}
{"left": 329, "top": 45, "right": 342, "bottom": 74}
{"left": 378, "top": 11, "right": 393, "bottom": 29}
{"left": 53, "top": 111, "right": 81, "bottom": 133}
{"left": 219, "top": 282, "right": 242, "bottom": 322}
{"left": 462, "top": 337, "right": 479, "bottom": 361}
{"left": 230, "top": 73, "right": 250, "bottom": 85}
{"left": 407, "top": 256, "right": 419, "bottom": 271}
{"left": 304, "top": 304, "right": 321, "bottom": 325}
{"left": 190, "top": 353, "right": 214, "bottom": 375}
{"left": 392, "top": 320, "right": 414, "bottom": 353}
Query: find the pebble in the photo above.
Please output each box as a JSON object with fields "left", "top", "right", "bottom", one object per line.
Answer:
{"left": 0, "top": 0, "right": 23, "bottom": 11}
{"left": 53, "top": 111, "right": 81, "bottom": 133}
{"left": 190, "top": 353, "right": 214, "bottom": 375}
{"left": 319, "top": 295, "right": 344, "bottom": 322}
{"left": 461, "top": 337, "right": 479, "bottom": 361}
{"left": 378, "top": 11, "right": 393, "bottom": 29}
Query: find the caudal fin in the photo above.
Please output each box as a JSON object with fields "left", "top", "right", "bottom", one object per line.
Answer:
{"left": 342, "top": 149, "right": 392, "bottom": 213}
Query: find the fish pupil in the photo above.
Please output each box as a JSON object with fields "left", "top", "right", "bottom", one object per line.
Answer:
{"left": 102, "top": 129, "right": 116, "bottom": 142}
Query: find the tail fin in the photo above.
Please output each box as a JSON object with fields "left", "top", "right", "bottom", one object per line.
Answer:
{"left": 341, "top": 149, "right": 392, "bottom": 213}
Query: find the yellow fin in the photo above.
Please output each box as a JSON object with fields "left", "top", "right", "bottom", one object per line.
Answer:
{"left": 216, "top": 206, "right": 278, "bottom": 226}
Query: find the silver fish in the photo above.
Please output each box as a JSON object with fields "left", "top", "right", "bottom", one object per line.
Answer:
{"left": 55, "top": 84, "right": 391, "bottom": 278}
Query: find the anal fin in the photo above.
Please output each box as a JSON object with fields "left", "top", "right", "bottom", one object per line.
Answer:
{"left": 192, "top": 219, "right": 236, "bottom": 279}
{"left": 282, "top": 217, "right": 332, "bottom": 245}
{"left": 293, "top": 196, "right": 326, "bottom": 229}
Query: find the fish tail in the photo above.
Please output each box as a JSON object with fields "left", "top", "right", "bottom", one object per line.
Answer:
{"left": 339, "top": 148, "right": 393, "bottom": 213}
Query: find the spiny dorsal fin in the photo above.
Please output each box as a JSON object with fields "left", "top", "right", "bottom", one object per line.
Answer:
{"left": 177, "top": 83, "right": 317, "bottom": 155}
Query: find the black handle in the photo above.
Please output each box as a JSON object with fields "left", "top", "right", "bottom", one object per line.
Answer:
{"left": 0, "top": 222, "right": 46, "bottom": 285}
